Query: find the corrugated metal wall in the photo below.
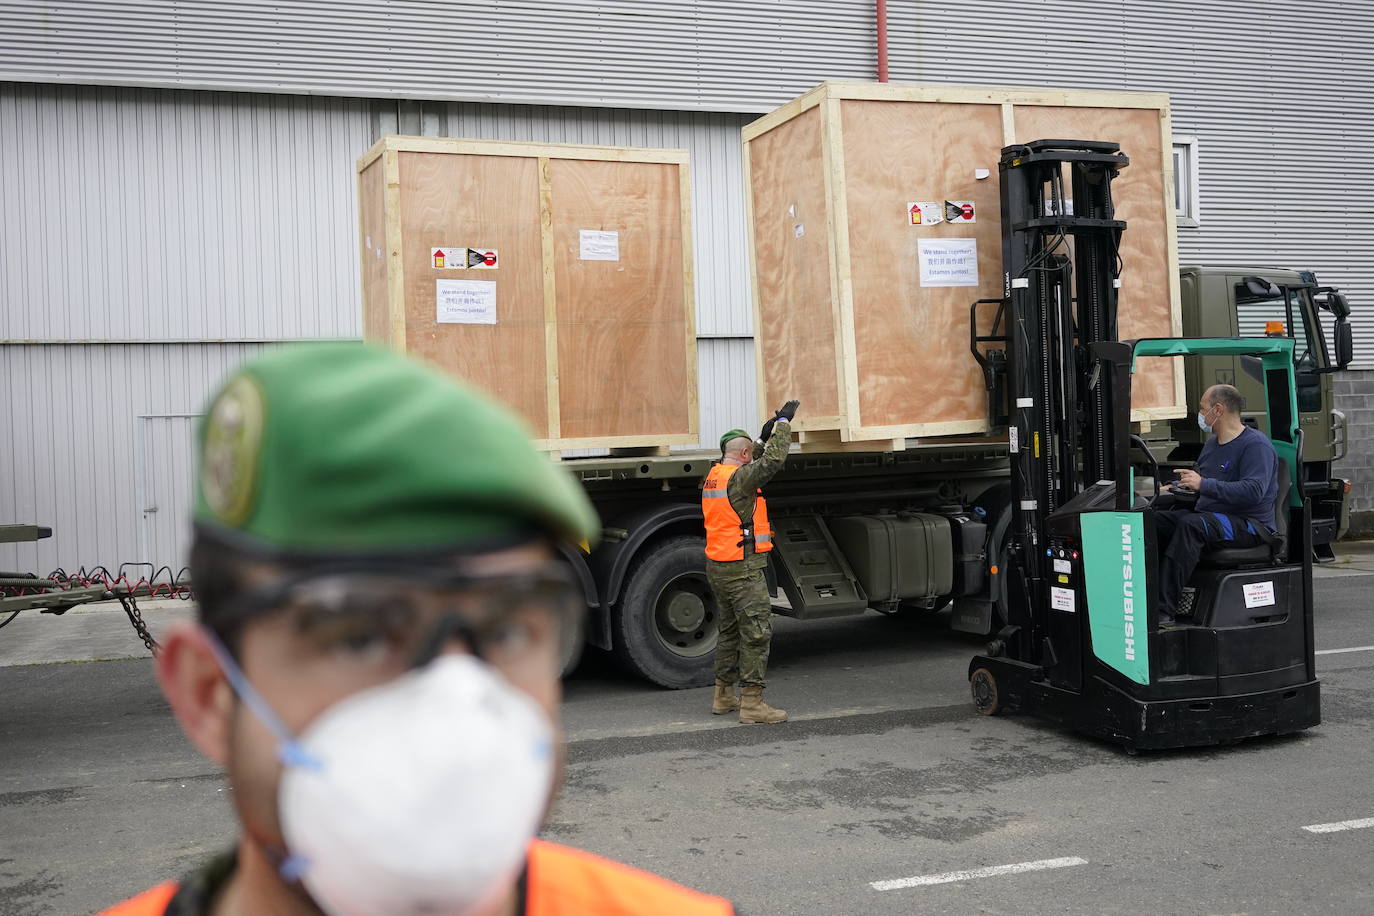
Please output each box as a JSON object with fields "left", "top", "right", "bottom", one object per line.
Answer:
{"left": 0, "top": 0, "right": 873, "bottom": 113}
{"left": 0, "top": 343, "right": 266, "bottom": 574}
{"left": 0, "top": 83, "right": 370, "bottom": 341}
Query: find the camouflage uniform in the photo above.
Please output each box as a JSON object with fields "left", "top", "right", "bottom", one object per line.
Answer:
{"left": 708, "top": 419, "right": 790, "bottom": 688}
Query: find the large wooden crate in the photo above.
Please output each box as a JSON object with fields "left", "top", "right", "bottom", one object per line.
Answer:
{"left": 357, "top": 136, "right": 697, "bottom": 452}
{"left": 743, "top": 82, "right": 1185, "bottom": 447}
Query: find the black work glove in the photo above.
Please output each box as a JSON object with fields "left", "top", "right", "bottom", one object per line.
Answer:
{"left": 760, "top": 417, "right": 777, "bottom": 442}
{"left": 776, "top": 399, "right": 800, "bottom": 422}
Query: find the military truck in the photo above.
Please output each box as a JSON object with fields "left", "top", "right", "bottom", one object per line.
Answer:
{"left": 558, "top": 265, "right": 1353, "bottom": 687}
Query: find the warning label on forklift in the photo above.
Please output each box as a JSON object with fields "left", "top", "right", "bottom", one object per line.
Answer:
{"left": 1243, "top": 581, "right": 1276, "bottom": 608}
{"left": 1051, "top": 586, "right": 1076, "bottom": 612}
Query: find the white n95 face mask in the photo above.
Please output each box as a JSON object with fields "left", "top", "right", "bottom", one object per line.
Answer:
{"left": 209, "top": 641, "right": 555, "bottom": 916}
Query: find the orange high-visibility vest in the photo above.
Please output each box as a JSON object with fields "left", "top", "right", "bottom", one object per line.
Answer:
{"left": 702, "top": 462, "right": 773, "bottom": 562}
{"left": 526, "top": 838, "right": 734, "bottom": 915}
{"left": 97, "top": 841, "right": 734, "bottom": 916}
{"left": 96, "top": 882, "right": 176, "bottom": 915}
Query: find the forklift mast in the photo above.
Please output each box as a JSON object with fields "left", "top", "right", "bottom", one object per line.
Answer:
{"left": 995, "top": 139, "right": 1130, "bottom": 652}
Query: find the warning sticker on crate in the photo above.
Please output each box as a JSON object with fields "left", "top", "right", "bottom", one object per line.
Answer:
{"left": 1051, "top": 586, "right": 1076, "bottom": 612}
{"left": 431, "top": 247, "right": 463, "bottom": 269}
{"left": 944, "top": 200, "right": 977, "bottom": 223}
{"left": 907, "top": 201, "right": 943, "bottom": 226}
{"left": 1243, "top": 580, "right": 1276, "bottom": 608}
{"left": 918, "top": 238, "right": 979, "bottom": 287}
{"left": 465, "top": 248, "right": 499, "bottom": 269}
{"left": 431, "top": 247, "right": 499, "bottom": 270}
{"left": 436, "top": 279, "right": 497, "bottom": 324}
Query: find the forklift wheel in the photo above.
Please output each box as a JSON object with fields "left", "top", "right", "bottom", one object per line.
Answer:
{"left": 970, "top": 667, "right": 1001, "bottom": 716}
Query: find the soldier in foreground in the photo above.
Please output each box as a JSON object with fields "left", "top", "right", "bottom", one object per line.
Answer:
{"left": 702, "top": 400, "right": 799, "bottom": 724}
{"left": 101, "top": 343, "right": 735, "bottom": 915}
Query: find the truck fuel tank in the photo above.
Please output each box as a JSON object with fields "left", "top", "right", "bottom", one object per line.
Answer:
{"left": 827, "top": 513, "right": 954, "bottom": 606}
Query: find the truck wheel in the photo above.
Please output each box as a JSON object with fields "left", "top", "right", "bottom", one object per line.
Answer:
{"left": 612, "top": 535, "right": 717, "bottom": 688}
{"left": 970, "top": 667, "right": 1001, "bottom": 716}
{"left": 559, "top": 611, "right": 585, "bottom": 679}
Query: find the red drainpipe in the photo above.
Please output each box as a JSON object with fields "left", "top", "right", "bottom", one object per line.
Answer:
{"left": 876, "top": 0, "right": 889, "bottom": 81}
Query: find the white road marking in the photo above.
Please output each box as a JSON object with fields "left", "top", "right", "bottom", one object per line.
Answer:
{"left": 1315, "top": 645, "right": 1374, "bottom": 656}
{"left": 870, "top": 856, "right": 1088, "bottom": 891}
{"left": 1303, "top": 817, "right": 1374, "bottom": 834}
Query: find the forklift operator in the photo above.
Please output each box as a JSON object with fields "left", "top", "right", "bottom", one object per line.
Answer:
{"left": 1155, "top": 384, "right": 1278, "bottom": 627}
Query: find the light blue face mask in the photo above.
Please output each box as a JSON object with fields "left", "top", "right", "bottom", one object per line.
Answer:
{"left": 1197, "top": 406, "right": 1214, "bottom": 434}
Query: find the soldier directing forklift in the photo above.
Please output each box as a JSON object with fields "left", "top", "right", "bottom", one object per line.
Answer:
{"left": 703, "top": 400, "right": 799, "bottom": 724}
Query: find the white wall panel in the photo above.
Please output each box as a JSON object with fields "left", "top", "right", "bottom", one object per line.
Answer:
{"left": 0, "top": 83, "right": 371, "bottom": 341}
{"left": 695, "top": 337, "right": 759, "bottom": 448}
{"left": 0, "top": 0, "right": 875, "bottom": 113}
{"left": 0, "top": 343, "right": 266, "bottom": 575}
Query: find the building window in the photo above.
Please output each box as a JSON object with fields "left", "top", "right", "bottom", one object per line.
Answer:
{"left": 1173, "top": 137, "right": 1200, "bottom": 227}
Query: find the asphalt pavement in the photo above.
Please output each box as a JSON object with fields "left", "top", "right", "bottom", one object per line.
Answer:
{"left": 3, "top": 548, "right": 1374, "bottom": 914}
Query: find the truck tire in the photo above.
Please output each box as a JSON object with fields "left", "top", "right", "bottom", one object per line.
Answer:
{"left": 559, "top": 611, "right": 586, "bottom": 678}
{"left": 612, "top": 535, "right": 717, "bottom": 688}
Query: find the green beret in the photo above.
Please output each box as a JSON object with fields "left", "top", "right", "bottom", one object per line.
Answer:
{"left": 194, "top": 342, "right": 599, "bottom": 555}
{"left": 719, "top": 428, "right": 752, "bottom": 451}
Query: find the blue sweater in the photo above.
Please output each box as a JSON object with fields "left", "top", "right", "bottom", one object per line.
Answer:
{"left": 1196, "top": 426, "right": 1278, "bottom": 530}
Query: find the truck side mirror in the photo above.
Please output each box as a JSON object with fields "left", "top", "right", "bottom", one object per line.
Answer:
{"left": 1329, "top": 292, "right": 1352, "bottom": 319}
{"left": 1242, "top": 276, "right": 1281, "bottom": 298}
{"left": 1335, "top": 319, "right": 1354, "bottom": 368}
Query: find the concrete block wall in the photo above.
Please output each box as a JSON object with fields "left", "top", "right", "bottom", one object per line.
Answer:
{"left": 1334, "top": 370, "right": 1374, "bottom": 536}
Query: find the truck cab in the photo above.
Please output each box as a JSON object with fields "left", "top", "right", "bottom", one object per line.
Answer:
{"left": 1153, "top": 266, "right": 1354, "bottom": 558}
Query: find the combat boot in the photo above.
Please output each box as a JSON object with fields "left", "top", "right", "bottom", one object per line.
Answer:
{"left": 738, "top": 686, "right": 787, "bottom": 724}
{"left": 712, "top": 681, "right": 739, "bottom": 715}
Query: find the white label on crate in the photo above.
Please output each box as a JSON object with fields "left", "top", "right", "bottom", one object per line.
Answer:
{"left": 907, "top": 201, "right": 943, "bottom": 225}
{"left": 436, "top": 279, "right": 497, "bottom": 324}
{"left": 945, "top": 200, "right": 977, "bottom": 223}
{"left": 1008, "top": 427, "right": 1019, "bottom": 453}
{"left": 579, "top": 229, "right": 620, "bottom": 261}
{"left": 1051, "top": 586, "right": 1076, "bottom": 612}
{"left": 1045, "top": 198, "right": 1074, "bottom": 216}
{"left": 918, "top": 238, "right": 979, "bottom": 287}
{"left": 794, "top": 223, "right": 806, "bottom": 238}
{"left": 1243, "top": 581, "right": 1276, "bottom": 608}
{"left": 1053, "top": 558, "right": 1072, "bottom": 574}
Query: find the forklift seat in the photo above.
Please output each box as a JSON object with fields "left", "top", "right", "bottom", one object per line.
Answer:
{"left": 1198, "top": 459, "right": 1289, "bottom": 569}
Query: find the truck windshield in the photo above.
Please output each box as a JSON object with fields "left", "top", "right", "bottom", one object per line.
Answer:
{"left": 1235, "top": 285, "right": 1320, "bottom": 371}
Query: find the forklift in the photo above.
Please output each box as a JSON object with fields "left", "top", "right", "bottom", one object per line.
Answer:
{"left": 967, "top": 139, "right": 1320, "bottom": 750}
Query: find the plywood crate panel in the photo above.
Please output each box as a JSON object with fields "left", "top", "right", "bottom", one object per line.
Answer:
{"left": 357, "top": 136, "right": 697, "bottom": 452}
{"left": 744, "top": 82, "right": 1184, "bottom": 445}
